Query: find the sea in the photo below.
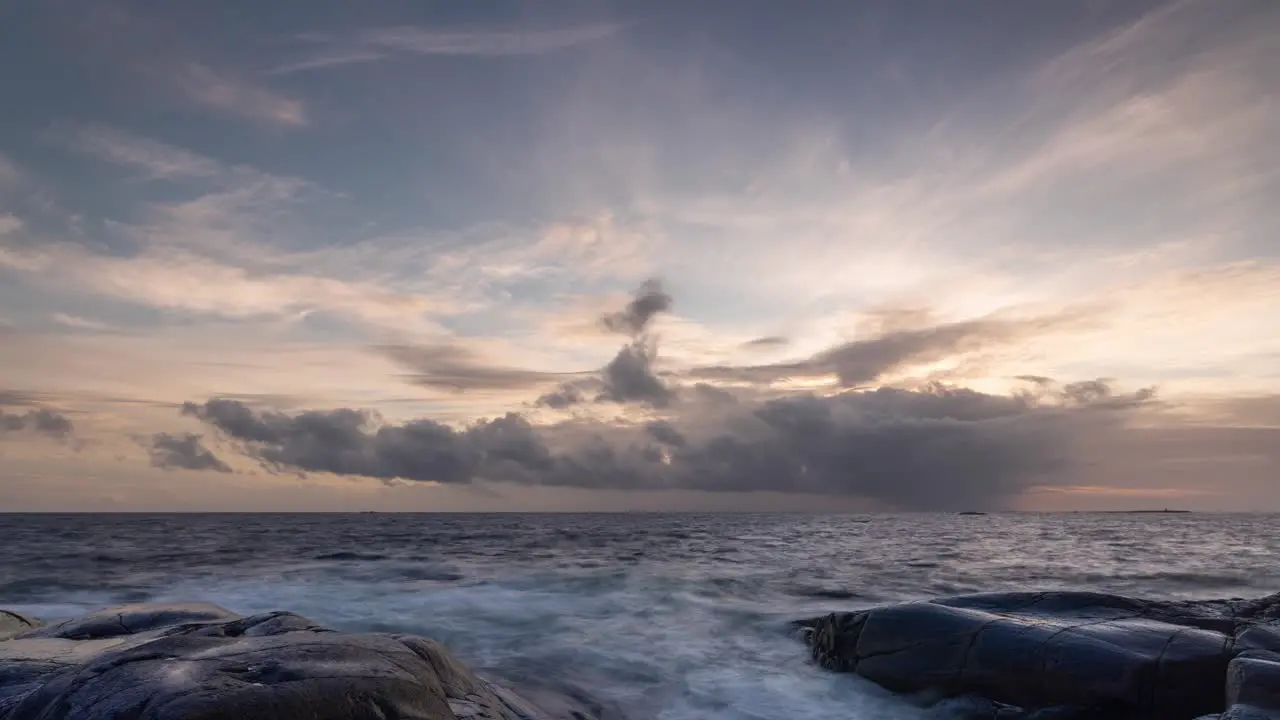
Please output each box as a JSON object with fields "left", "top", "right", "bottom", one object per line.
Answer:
{"left": 2, "top": 512, "right": 1279, "bottom": 719}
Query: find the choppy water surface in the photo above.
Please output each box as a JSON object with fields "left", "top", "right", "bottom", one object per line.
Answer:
{"left": 3, "top": 513, "right": 1279, "bottom": 718}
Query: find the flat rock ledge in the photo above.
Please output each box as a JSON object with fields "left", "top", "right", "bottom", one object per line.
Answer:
{"left": 797, "top": 590, "right": 1280, "bottom": 720}
{"left": 0, "top": 603, "right": 609, "bottom": 720}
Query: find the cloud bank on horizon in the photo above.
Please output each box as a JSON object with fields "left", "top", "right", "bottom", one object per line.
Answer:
{"left": 1, "top": 0, "right": 1277, "bottom": 511}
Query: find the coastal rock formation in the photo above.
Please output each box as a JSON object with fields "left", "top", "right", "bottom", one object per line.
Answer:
{"left": 0, "top": 612, "right": 39, "bottom": 642}
{"left": 798, "top": 590, "right": 1280, "bottom": 720}
{"left": 0, "top": 603, "right": 608, "bottom": 720}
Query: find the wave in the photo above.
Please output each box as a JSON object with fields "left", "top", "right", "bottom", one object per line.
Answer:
{"left": 312, "top": 551, "right": 389, "bottom": 561}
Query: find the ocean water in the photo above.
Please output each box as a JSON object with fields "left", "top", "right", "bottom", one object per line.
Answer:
{"left": 2, "top": 512, "right": 1279, "bottom": 719}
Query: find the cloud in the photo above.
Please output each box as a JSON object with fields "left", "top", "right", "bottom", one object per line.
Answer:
{"left": 596, "top": 340, "right": 672, "bottom": 407}
{"left": 178, "top": 379, "right": 1154, "bottom": 510}
{"left": 691, "top": 311, "right": 1090, "bottom": 387}
{"left": 50, "top": 123, "right": 221, "bottom": 180}
{"left": 543, "top": 294, "right": 1080, "bottom": 412}
{"left": 1, "top": 124, "right": 470, "bottom": 333}
{"left": 0, "top": 391, "right": 48, "bottom": 407}
{"left": 0, "top": 154, "right": 22, "bottom": 188}
{"left": 644, "top": 420, "right": 686, "bottom": 447}
{"left": 272, "top": 22, "right": 625, "bottom": 74}
{"left": 146, "top": 432, "right": 231, "bottom": 472}
{"left": 1015, "top": 375, "right": 1055, "bottom": 386}
{"left": 742, "top": 336, "right": 789, "bottom": 350}
{"left": 182, "top": 398, "right": 521, "bottom": 483}
{"left": 169, "top": 63, "right": 306, "bottom": 128}
{"left": 0, "top": 214, "right": 23, "bottom": 236}
{"left": 600, "top": 279, "right": 672, "bottom": 336}
{"left": 51, "top": 313, "right": 113, "bottom": 332}
{"left": 1036, "top": 485, "right": 1212, "bottom": 499}
{"left": 535, "top": 385, "right": 587, "bottom": 410}
{"left": 537, "top": 280, "right": 675, "bottom": 408}
{"left": 64, "top": 5, "right": 307, "bottom": 129}
{"left": 0, "top": 404, "right": 74, "bottom": 440}
{"left": 0, "top": 242, "right": 439, "bottom": 328}
{"left": 378, "top": 344, "right": 578, "bottom": 392}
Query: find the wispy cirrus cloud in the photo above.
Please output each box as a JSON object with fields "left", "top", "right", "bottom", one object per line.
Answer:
{"left": 4, "top": 125, "right": 440, "bottom": 329}
{"left": 51, "top": 313, "right": 114, "bottom": 332}
{"left": 48, "top": 123, "right": 221, "bottom": 180}
{"left": 0, "top": 155, "right": 23, "bottom": 189}
{"left": 9, "top": 125, "right": 451, "bottom": 330}
{"left": 379, "top": 343, "right": 584, "bottom": 393}
{"left": 0, "top": 241, "right": 441, "bottom": 328}
{"left": 60, "top": 3, "right": 307, "bottom": 129}
{"left": 169, "top": 62, "right": 307, "bottom": 127}
{"left": 272, "top": 21, "right": 626, "bottom": 74}
{"left": 0, "top": 214, "right": 23, "bottom": 236}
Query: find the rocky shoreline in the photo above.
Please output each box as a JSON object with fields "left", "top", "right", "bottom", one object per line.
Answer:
{"left": 0, "top": 603, "right": 614, "bottom": 719}
{"left": 4, "top": 591, "right": 1279, "bottom": 719}
{"left": 798, "top": 590, "right": 1280, "bottom": 719}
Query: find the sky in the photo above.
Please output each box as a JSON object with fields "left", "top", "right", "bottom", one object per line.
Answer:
{"left": 1, "top": 0, "right": 1277, "bottom": 512}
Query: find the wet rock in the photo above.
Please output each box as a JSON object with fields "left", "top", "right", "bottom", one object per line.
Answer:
{"left": 1221, "top": 707, "right": 1280, "bottom": 720}
{"left": 1226, "top": 652, "right": 1280, "bottom": 718}
{"left": 928, "top": 693, "right": 1006, "bottom": 718}
{"left": 0, "top": 603, "right": 608, "bottom": 720}
{"left": 0, "top": 613, "right": 38, "bottom": 642}
{"left": 800, "top": 590, "right": 1280, "bottom": 720}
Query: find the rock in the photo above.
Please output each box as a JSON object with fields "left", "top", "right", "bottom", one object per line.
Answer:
{"left": 799, "top": 590, "right": 1280, "bottom": 720}
{"left": 0, "top": 613, "right": 38, "bottom": 642}
{"left": 0, "top": 603, "right": 609, "bottom": 720}
{"left": 1226, "top": 652, "right": 1280, "bottom": 716}
{"left": 927, "top": 693, "right": 1007, "bottom": 718}
{"left": 1221, "top": 707, "right": 1280, "bottom": 720}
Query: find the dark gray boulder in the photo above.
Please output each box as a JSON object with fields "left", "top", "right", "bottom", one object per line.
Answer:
{"left": 798, "top": 590, "right": 1280, "bottom": 720}
{"left": 0, "top": 603, "right": 611, "bottom": 720}
{"left": 1219, "top": 651, "right": 1280, "bottom": 720}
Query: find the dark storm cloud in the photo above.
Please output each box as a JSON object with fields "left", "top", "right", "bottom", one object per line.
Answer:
{"left": 692, "top": 314, "right": 1081, "bottom": 387}
{"left": 179, "top": 379, "right": 1153, "bottom": 510}
{"left": 535, "top": 384, "right": 589, "bottom": 409}
{"left": 378, "top": 344, "right": 578, "bottom": 392}
{"left": 538, "top": 280, "right": 676, "bottom": 409}
{"left": 180, "top": 398, "right": 288, "bottom": 443}
{"left": 600, "top": 279, "right": 672, "bottom": 336}
{"left": 183, "top": 398, "right": 547, "bottom": 484}
{"left": 598, "top": 341, "right": 673, "bottom": 407}
{"left": 690, "top": 382, "right": 740, "bottom": 406}
{"left": 0, "top": 399, "right": 74, "bottom": 439}
{"left": 644, "top": 420, "right": 686, "bottom": 447}
{"left": 536, "top": 341, "right": 673, "bottom": 409}
{"left": 146, "top": 433, "right": 231, "bottom": 473}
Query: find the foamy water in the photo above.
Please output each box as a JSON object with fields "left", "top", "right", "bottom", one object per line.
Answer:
{"left": 3, "top": 512, "right": 1279, "bottom": 718}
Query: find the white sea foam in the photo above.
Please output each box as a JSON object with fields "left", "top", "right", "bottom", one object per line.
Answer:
{"left": 3, "top": 512, "right": 1279, "bottom": 718}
